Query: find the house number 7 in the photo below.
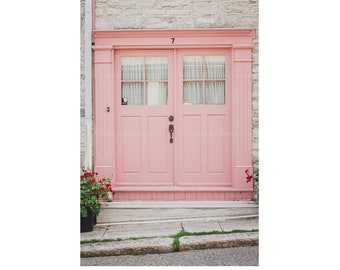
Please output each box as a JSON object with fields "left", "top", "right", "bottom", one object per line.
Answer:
{"left": 171, "top": 38, "right": 175, "bottom": 44}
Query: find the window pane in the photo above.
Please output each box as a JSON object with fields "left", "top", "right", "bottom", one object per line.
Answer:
{"left": 183, "top": 82, "right": 203, "bottom": 104}
{"left": 146, "top": 57, "right": 168, "bottom": 80}
{"left": 121, "top": 82, "right": 144, "bottom": 105}
{"left": 183, "top": 56, "right": 203, "bottom": 79}
{"left": 121, "top": 57, "right": 144, "bottom": 80}
{"left": 205, "top": 56, "right": 225, "bottom": 79}
{"left": 206, "top": 81, "right": 225, "bottom": 105}
{"left": 146, "top": 82, "right": 168, "bottom": 105}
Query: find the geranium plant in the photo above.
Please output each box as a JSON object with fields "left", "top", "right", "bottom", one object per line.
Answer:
{"left": 245, "top": 168, "right": 259, "bottom": 183}
{"left": 245, "top": 167, "right": 259, "bottom": 202}
{"left": 245, "top": 169, "right": 253, "bottom": 183}
{"left": 80, "top": 169, "right": 115, "bottom": 218}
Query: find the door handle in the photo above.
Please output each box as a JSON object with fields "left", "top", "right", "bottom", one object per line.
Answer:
{"left": 169, "top": 124, "right": 174, "bottom": 143}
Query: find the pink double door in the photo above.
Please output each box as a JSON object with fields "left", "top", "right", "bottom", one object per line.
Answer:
{"left": 115, "top": 49, "right": 231, "bottom": 187}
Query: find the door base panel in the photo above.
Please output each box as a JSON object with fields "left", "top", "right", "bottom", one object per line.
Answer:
{"left": 111, "top": 190, "right": 252, "bottom": 201}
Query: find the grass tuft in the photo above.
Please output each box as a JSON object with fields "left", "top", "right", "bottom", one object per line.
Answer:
{"left": 81, "top": 229, "right": 259, "bottom": 246}
{"left": 170, "top": 229, "right": 259, "bottom": 250}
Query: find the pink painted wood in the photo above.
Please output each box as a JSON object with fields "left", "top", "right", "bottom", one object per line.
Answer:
{"left": 176, "top": 49, "right": 232, "bottom": 186}
{"left": 114, "top": 50, "right": 174, "bottom": 185}
{"left": 93, "top": 48, "right": 114, "bottom": 179}
{"left": 92, "top": 29, "right": 255, "bottom": 200}
{"left": 232, "top": 47, "right": 254, "bottom": 189}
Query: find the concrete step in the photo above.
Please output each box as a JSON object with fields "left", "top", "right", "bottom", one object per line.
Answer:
{"left": 97, "top": 201, "right": 259, "bottom": 225}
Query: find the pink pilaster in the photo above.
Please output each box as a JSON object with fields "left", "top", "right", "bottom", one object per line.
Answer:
{"left": 232, "top": 46, "right": 254, "bottom": 188}
{"left": 93, "top": 47, "right": 115, "bottom": 180}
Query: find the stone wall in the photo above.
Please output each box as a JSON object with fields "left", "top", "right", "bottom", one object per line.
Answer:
{"left": 80, "top": 0, "right": 85, "bottom": 168}
{"left": 80, "top": 0, "right": 259, "bottom": 189}
{"left": 95, "top": 0, "right": 258, "bottom": 30}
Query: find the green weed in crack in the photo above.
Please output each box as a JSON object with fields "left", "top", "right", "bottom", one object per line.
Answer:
{"left": 80, "top": 229, "right": 259, "bottom": 246}
{"left": 170, "top": 229, "right": 259, "bottom": 251}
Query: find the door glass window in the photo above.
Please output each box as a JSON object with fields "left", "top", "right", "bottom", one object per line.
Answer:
{"left": 146, "top": 82, "right": 168, "bottom": 105}
{"left": 122, "top": 82, "right": 144, "bottom": 105}
{"left": 121, "top": 57, "right": 144, "bottom": 80}
{"left": 183, "top": 82, "right": 203, "bottom": 104}
{"left": 183, "top": 55, "right": 225, "bottom": 105}
{"left": 146, "top": 57, "right": 168, "bottom": 80}
{"left": 121, "top": 57, "right": 168, "bottom": 105}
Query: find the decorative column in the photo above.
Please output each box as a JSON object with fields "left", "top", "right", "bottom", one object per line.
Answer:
{"left": 93, "top": 47, "right": 115, "bottom": 180}
{"left": 232, "top": 45, "right": 254, "bottom": 189}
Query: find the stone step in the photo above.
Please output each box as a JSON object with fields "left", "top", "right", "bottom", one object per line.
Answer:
{"left": 97, "top": 201, "right": 259, "bottom": 225}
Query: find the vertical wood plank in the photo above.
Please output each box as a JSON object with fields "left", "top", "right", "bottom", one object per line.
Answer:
{"left": 232, "top": 48, "right": 253, "bottom": 189}
{"left": 93, "top": 49, "right": 114, "bottom": 180}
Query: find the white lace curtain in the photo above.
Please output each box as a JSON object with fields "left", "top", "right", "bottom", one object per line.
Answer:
{"left": 121, "top": 57, "right": 168, "bottom": 105}
{"left": 121, "top": 55, "right": 225, "bottom": 105}
{"left": 183, "top": 56, "right": 225, "bottom": 105}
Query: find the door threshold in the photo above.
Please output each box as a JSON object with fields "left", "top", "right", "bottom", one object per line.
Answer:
{"left": 113, "top": 186, "right": 251, "bottom": 191}
{"left": 100, "top": 200, "right": 258, "bottom": 208}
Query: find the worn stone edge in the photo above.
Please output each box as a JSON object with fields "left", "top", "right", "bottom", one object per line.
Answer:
{"left": 81, "top": 233, "right": 259, "bottom": 258}
{"left": 81, "top": 245, "right": 174, "bottom": 258}
{"left": 179, "top": 236, "right": 259, "bottom": 251}
{"left": 81, "top": 238, "right": 174, "bottom": 258}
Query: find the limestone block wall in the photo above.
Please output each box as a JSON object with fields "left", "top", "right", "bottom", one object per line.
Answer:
{"left": 80, "top": 0, "right": 259, "bottom": 189}
{"left": 80, "top": 0, "right": 86, "bottom": 168}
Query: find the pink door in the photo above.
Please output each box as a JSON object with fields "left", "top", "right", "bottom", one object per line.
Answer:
{"left": 115, "top": 49, "right": 231, "bottom": 187}
{"left": 115, "top": 50, "right": 174, "bottom": 185}
{"left": 176, "top": 49, "right": 231, "bottom": 186}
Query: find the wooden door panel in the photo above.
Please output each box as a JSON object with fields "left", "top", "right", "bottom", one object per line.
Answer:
{"left": 182, "top": 115, "right": 202, "bottom": 173}
{"left": 207, "top": 114, "right": 226, "bottom": 173}
{"left": 122, "top": 116, "right": 142, "bottom": 173}
{"left": 147, "top": 116, "right": 170, "bottom": 173}
{"left": 176, "top": 49, "right": 232, "bottom": 186}
{"left": 115, "top": 50, "right": 174, "bottom": 185}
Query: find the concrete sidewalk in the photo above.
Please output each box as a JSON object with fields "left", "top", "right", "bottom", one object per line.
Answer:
{"left": 81, "top": 216, "right": 259, "bottom": 257}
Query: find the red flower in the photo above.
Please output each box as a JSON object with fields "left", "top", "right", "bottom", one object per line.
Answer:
{"left": 106, "top": 183, "right": 111, "bottom": 187}
{"left": 245, "top": 169, "right": 253, "bottom": 183}
{"left": 84, "top": 172, "right": 94, "bottom": 178}
{"left": 99, "top": 187, "right": 105, "bottom": 191}
{"left": 90, "top": 179, "right": 96, "bottom": 184}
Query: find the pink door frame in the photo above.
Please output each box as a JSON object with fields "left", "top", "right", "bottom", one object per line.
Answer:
{"left": 93, "top": 29, "right": 255, "bottom": 200}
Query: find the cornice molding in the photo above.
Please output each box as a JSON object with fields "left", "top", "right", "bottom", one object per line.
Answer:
{"left": 93, "top": 28, "right": 255, "bottom": 49}
{"left": 94, "top": 28, "right": 255, "bottom": 39}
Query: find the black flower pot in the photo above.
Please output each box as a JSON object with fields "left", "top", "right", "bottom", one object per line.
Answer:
{"left": 81, "top": 210, "right": 96, "bottom": 232}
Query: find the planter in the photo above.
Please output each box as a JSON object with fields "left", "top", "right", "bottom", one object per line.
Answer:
{"left": 81, "top": 210, "right": 96, "bottom": 233}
